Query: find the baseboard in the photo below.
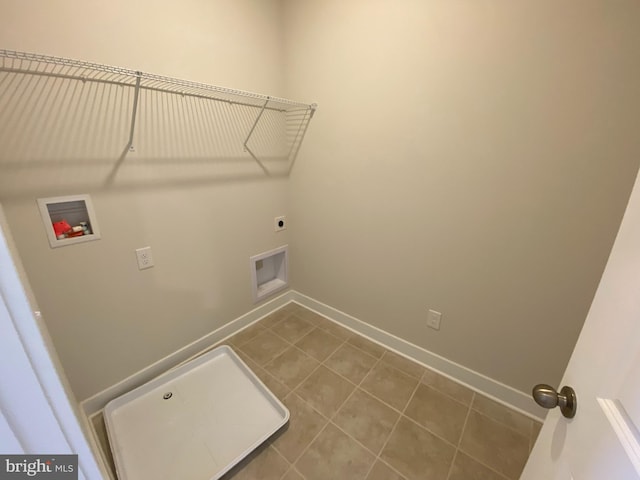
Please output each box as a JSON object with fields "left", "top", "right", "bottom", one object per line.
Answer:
{"left": 81, "top": 288, "right": 545, "bottom": 421}
{"left": 80, "top": 290, "right": 294, "bottom": 417}
{"left": 289, "top": 291, "right": 546, "bottom": 421}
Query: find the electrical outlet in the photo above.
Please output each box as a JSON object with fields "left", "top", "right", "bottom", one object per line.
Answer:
{"left": 135, "top": 246, "right": 154, "bottom": 270}
{"left": 274, "top": 216, "right": 286, "bottom": 232}
{"left": 427, "top": 309, "right": 442, "bottom": 330}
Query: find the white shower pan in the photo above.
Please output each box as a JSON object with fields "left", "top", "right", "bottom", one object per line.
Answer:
{"left": 103, "top": 345, "right": 289, "bottom": 480}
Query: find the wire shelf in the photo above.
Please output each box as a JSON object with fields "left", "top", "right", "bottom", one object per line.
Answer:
{"left": 0, "top": 49, "right": 316, "bottom": 178}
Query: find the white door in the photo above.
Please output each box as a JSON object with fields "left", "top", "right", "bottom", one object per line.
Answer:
{"left": 521, "top": 168, "right": 640, "bottom": 479}
{"left": 0, "top": 206, "right": 107, "bottom": 479}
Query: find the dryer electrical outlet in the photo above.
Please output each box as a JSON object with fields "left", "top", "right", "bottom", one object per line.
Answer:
{"left": 274, "top": 216, "right": 286, "bottom": 232}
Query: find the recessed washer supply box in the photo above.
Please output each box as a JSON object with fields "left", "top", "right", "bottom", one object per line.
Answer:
{"left": 37, "top": 194, "right": 101, "bottom": 248}
{"left": 250, "top": 245, "right": 288, "bottom": 303}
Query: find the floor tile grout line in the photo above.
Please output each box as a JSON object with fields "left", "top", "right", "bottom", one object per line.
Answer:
{"left": 468, "top": 406, "right": 533, "bottom": 440}
{"left": 294, "top": 335, "right": 380, "bottom": 395}
{"left": 260, "top": 320, "right": 362, "bottom": 398}
{"left": 295, "top": 342, "right": 388, "bottom": 422}
{"left": 249, "top": 315, "right": 338, "bottom": 388}
{"left": 328, "top": 353, "right": 389, "bottom": 478}
{"left": 469, "top": 392, "right": 536, "bottom": 433}
{"left": 268, "top": 388, "right": 335, "bottom": 466}
{"left": 401, "top": 371, "right": 423, "bottom": 415}
{"left": 257, "top": 309, "right": 384, "bottom": 374}
{"left": 327, "top": 419, "right": 381, "bottom": 457}
{"left": 346, "top": 338, "right": 387, "bottom": 360}
{"left": 293, "top": 328, "right": 346, "bottom": 361}
{"left": 362, "top": 353, "right": 399, "bottom": 480}
{"left": 326, "top": 419, "right": 407, "bottom": 480}
{"left": 280, "top": 326, "right": 352, "bottom": 392}
{"left": 269, "top": 323, "right": 316, "bottom": 346}
{"left": 317, "top": 349, "right": 390, "bottom": 450}
{"left": 265, "top": 317, "right": 346, "bottom": 472}
{"left": 266, "top": 316, "right": 348, "bottom": 358}
{"left": 279, "top": 464, "right": 306, "bottom": 480}
{"left": 304, "top": 318, "right": 353, "bottom": 342}
{"left": 291, "top": 337, "right": 345, "bottom": 365}
{"left": 456, "top": 393, "right": 475, "bottom": 449}
{"left": 364, "top": 377, "right": 422, "bottom": 480}
{"left": 374, "top": 458, "right": 409, "bottom": 480}
{"left": 251, "top": 360, "right": 292, "bottom": 396}
{"left": 420, "top": 369, "right": 475, "bottom": 407}
{"left": 340, "top": 364, "right": 470, "bottom": 452}
{"left": 318, "top": 354, "right": 448, "bottom": 433}
{"left": 395, "top": 411, "right": 464, "bottom": 451}
{"left": 273, "top": 325, "right": 429, "bottom": 404}
{"left": 289, "top": 362, "right": 327, "bottom": 397}
{"left": 285, "top": 416, "right": 332, "bottom": 468}
{"left": 417, "top": 379, "right": 472, "bottom": 411}
{"left": 292, "top": 306, "right": 466, "bottom": 388}
{"left": 444, "top": 450, "right": 459, "bottom": 480}
{"left": 226, "top": 323, "right": 268, "bottom": 349}
{"left": 453, "top": 449, "right": 514, "bottom": 480}
{"left": 444, "top": 392, "right": 475, "bottom": 480}
{"left": 380, "top": 350, "right": 427, "bottom": 380}
{"left": 267, "top": 444, "right": 294, "bottom": 479}
{"left": 452, "top": 394, "right": 519, "bottom": 480}
{"left": 235, "top": 327, "right": 292, "bottom": 364}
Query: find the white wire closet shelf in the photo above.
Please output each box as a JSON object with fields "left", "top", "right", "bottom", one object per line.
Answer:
{"left": 0, "top": 49, "right": 316, "bottom": 176}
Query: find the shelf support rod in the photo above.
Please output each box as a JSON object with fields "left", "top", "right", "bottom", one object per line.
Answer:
{"left": 244, "top": 97, "right": 270, "bottom": 176}
{"left": 104, "top": 73, "right": 141, "bottom": 186}
{"left": 126, "top": 73, "right": 142, "bottom": 153}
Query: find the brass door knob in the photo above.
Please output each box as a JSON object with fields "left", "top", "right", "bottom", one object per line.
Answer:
{"left": 532, "top": 384, "right": 577, "bottom": 418}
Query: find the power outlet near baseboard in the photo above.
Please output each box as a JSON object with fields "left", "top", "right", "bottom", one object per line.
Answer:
{"left": 427, "top": 309, "right": 442, "bottom": 330}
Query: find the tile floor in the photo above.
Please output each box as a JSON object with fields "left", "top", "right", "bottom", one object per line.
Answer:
{"left": 92, "top": 303, "right": 542, "bottom": 480}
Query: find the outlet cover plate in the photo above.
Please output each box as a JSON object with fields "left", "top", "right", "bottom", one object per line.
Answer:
{"left": 135, "top": 246, "right": 154, "bottom": 270}
{"left": 274, "top": 216, "right": 286, "bottom": 232}
{"left": 427, "top": 309, "right": 442, "bottom": 330}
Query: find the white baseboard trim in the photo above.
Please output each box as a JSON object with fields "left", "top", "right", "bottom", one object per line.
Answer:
{"left": 80, "top": 291, "right": 294, "bottom": 417}
{"left": 290, "top": 291, "right": 546, "bottom": 421}
{"left": 81, "top": 288, "right": 545, "bottom": 422}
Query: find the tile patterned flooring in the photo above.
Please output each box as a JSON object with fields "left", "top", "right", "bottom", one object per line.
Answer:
{"left": 92, "top": 303, "right": 542, "bottom": 480}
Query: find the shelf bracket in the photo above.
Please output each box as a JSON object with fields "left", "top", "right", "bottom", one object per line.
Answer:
{"left": 127, "top": 73, "right": 142, "bottom": 153}
{"left": 243, "top": 97, "right": 270, "bottom": 175}
{"left": 105, "top": 73, "right": 141, "bottom": 185}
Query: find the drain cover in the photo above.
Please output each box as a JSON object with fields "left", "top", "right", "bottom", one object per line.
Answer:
{"left": 163, "top": 392, "right": 173, "bottom": 400}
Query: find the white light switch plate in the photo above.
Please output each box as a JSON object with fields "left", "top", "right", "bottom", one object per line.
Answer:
{"left": 135, "top": 247, "right": 154, "bottom": 270}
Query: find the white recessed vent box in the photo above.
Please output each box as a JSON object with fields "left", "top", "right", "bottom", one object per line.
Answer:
{"left": 250, "top": 245, "right": 288, "bottom": 303}
{"left": 37, "top": 194, "right": 101, "bottom": 248}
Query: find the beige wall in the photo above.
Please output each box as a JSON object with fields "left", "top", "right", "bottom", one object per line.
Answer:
{"left": 0, "top": 0, "right": 290, "bottom": 401}
{"left": 283, "top": 0, "right": 640, "bottom": 393}
{"left": 2, "top": 0, "right": 640, "bottom": 404}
